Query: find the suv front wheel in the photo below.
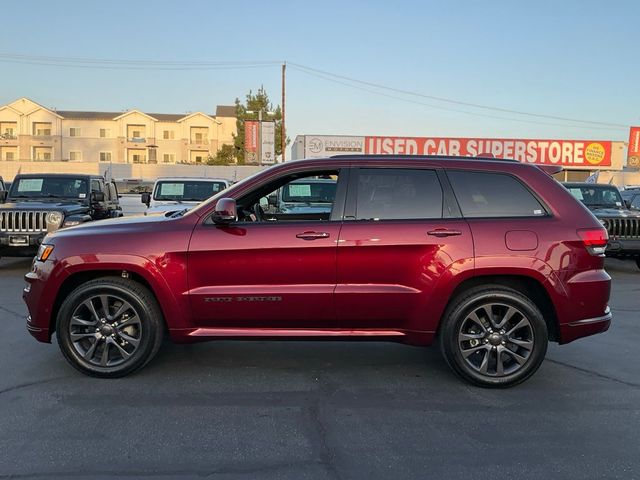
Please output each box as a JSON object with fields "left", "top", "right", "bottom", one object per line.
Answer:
{"left": 439, "top": 285, "right": 548, "bottom": 388}
{"left": 56, "top": 277, "right": 164, "bottom": 378}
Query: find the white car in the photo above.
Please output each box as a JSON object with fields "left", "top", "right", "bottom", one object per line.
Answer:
{"left": 142, "top": 177, "right": 230, "bottom": 215}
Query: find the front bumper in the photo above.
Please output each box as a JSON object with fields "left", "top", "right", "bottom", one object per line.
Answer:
{"left": 0, "top": 232, "right": 46, "bottom": 257}
{"left": 23, "top": 261, "right": 63, "bottom": 344}
{"left": 26, "top": 315, "right": 50, "bottom": 343}
{"left": 606, "top": 239, "right": 640, "bottom": 258}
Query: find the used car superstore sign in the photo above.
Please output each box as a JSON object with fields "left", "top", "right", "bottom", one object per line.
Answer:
{"left": 364, "top": 136, "right": 612, "bottom": 167}
{"left": 299, "top": 135, "right": 615, "bottom": 168}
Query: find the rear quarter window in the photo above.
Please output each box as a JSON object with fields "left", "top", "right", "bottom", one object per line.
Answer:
{"left": 447, "top": 170, "right": 546, "bottom": 218}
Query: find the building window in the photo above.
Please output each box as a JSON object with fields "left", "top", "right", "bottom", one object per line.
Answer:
{"left": 33, "top": 147, "right": 52, "bottom": 160}
{"left": 0, "top": 122, "right": 17, "bottom": 138}
{"left": 163, "top": 153, "right": 176, "bottom": 163}
{"left": 127, "top": 125, "right": 146, "bottom": 141}
{"left": 100, "top": 152, "right": 112, "bottom": 162}
{"left": 190, "top": 127, "right": 208, "bottom": 144}
{"left": 33, "top": 122, "right": 52, "bottom": 136}
{"left": 163, "top": 130, "right": 175, "bottom": 140}
{"left": 69, "top": 127, "right": 81, "bottom": 137}
{"left": 99, "top": 128, "right": 110, "bottom": 138}
{"left": 6, "top": 152, "right": 15, "bottom": 160}
{"left": 69, "top": 151, "right": 82, "bottom": 161}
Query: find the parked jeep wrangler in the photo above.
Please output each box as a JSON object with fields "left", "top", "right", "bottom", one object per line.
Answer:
{"left": 564, "top": 182, "right": 640, "bottom": 270}
{"left": 0, "top": 173, "right": 122, "bottom": 258}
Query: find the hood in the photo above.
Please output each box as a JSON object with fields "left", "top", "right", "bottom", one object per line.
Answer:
{"left": 50, "top": 212, "right": 174, "bottom": 239}
{"left": 1, "top": 200, "right": 88, "bottom": 214}
{"left": 590, "top": 207, "right": 640, "bottom": 218}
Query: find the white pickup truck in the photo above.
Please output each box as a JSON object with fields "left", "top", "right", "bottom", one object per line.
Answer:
{"left": 141, "top": 177, "right": 230, "bottom": 215}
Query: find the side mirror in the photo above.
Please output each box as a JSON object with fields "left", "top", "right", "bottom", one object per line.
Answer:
{"left": 211, "top": 198, "right": 237, "bottom": 224}
{"left": 0, "top": 190, "right": 7, "bottom": 203}
{"left": 141, "top": 192, "right": 151, "bottom": 206}
{"left": 624, "top": 200, "right": 631, "bottom": 209}
{"left": 91, "top": 191, "right": 105, "bottom": 203}
{"left": 267, "top": 194, "right": 277, "bottom": 206}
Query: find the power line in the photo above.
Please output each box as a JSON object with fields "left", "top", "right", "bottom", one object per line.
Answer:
{"left": 0, "top": 53, "right": 282, "bottom": 70}
{"left": 0, "top": 53, "right": 629, "bottom": 130}
{"left": 288, "top": 64, "right": 626, "bottom": 131}
{"left": 289, "top": 62, "right": 628, "bottom": 129}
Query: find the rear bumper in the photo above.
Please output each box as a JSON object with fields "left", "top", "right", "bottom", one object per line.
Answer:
{"left": 559, "top": 309, "right": 612, "bottom": 344}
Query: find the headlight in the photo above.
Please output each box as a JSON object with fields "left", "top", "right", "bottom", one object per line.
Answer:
{"left": 36, "top": 244, "right": 54, "bottom": 262}
{"left": 45, "top": 211, "right": 64, "bottom": 227}
{"left": 599, "top": 219, "right": 609, "bottom": 228}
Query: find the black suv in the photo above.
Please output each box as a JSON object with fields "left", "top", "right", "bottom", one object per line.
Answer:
{"left": 564, "top": 182, "right": 640, "bottom": 270}
{"left": 0, "top": 173, "right": 123, "bottom": 258}
{"left": 0, "top": 176, "right": 6, "bottom": 201}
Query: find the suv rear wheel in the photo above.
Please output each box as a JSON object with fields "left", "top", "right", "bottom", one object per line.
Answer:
{"left": 56, "top": 277, "right": 163, "bottom": 378}
{"left": 439, "top": 285, "right": 548, "bottom": 388}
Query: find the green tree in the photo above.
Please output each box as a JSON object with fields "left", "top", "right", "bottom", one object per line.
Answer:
{"left": 233, "top": 86, "right": 289, "bottom": 164}
{"left": 207, "top": 144, "right": 236, "bottom": 165}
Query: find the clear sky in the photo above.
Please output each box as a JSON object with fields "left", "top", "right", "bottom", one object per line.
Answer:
{"left": 1, "top": 0, "right": 638, "bottom": 142}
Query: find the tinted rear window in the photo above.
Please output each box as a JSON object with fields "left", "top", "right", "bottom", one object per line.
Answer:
{"left": 355, "top": 169, "right": 443, "bottom": 220}
{"left": 448, "top": 171, "right": 546, "bottom": 218}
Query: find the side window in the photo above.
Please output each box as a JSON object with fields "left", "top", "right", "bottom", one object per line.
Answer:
{"left": 355, "top": 169, "right": 443, "bottom": 220}
{"left": 447, "top": 170, "right": 546, "bottom": 218}
{"left": 91, "top": 180, "right": 101, "bottom": 192}
{"left": 238, "top": 170, "right": 339, "bottom": 222}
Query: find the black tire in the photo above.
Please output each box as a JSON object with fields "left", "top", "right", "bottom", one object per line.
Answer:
{"left": 56, "top": 277, "right": 164, "bottom": 378}
{"left": 439, "top": 285, "right": 548, "bottom": 388}
{"left": 635, "top": 258, "right": 640, "bottom": 271}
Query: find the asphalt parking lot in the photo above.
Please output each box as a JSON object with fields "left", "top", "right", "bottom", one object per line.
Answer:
{"left": 0, "top": 258, "right": 638, "bottom": 480}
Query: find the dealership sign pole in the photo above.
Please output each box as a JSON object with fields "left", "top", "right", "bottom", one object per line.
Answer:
{"left": 628, "top": 127, "right": 640, "bottom": 168}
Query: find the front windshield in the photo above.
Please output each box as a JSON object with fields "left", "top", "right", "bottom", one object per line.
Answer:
{"left": 154, "top": 181, "right": 226, "bottom": 202}
{"left": 567, "top": 186, "right": 623, "bottom": 208}
{"left": 9, "top": 177, "right": 89, "bottom": 199}
{"left": 281, "top": 181, "right": 337, "bottom": 203}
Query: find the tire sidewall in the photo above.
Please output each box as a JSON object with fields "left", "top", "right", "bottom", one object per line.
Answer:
{"left": 56, "top": 281, "right": 160, "bottom": 377}
{"left": 441, "top": 289, "right": 548, "bottom": 388}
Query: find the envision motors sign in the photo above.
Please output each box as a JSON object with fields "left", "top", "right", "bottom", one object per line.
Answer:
{"left": 294, "top": 134, "right": 619, "bottom": 169}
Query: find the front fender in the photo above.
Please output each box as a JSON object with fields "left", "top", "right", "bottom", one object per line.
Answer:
{"left": 59, "top": 253, "right": 191, "bottom": 332}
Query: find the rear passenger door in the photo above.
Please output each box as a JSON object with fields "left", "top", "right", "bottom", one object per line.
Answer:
{"left": 335, "top": 167, "right": 474, "bottom": 332}
{"left": 445, "top": 170, "right": 551, "bottom": 272}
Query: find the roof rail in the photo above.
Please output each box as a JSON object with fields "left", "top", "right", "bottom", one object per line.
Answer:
{"left": 329, "top": 154, "right": 519, "bottom": 163}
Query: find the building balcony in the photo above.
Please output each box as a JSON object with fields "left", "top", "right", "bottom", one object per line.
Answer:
{"left": 0, "top": 134, "right": 18, "bottom": 145}
{"left": 190, "top": 138, "right": 209, "bottom": 145}
{"left": 127, "top": 137, "right": 147, "bottom": 143}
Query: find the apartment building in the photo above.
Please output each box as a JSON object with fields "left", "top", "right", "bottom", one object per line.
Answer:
{"left": 0, "top": 97, "right": 237, "bottom": 163}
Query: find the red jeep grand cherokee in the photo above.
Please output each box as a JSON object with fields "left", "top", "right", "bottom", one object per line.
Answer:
{"left": 23, "top": 156, "right": 612, "bottom": 387}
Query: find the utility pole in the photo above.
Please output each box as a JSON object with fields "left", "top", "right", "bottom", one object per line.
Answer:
{"left": 281, "top": 62, "right": 286, "bottom": 162}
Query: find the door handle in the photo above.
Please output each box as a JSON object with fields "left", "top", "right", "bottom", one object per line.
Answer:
{"left": 296, "top": 231, "right": 330, "bottom": 240}
{"left": 427, "top": 228, "right": 462, "bottom": 238}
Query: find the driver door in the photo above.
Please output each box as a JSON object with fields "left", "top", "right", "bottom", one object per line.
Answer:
{"left": 187, "top": 168, "right": 346, "bottom": 329}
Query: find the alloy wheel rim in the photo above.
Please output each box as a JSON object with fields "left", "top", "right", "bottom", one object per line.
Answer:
{"left": 457, "top": 302, "right": 534, "bottom": 377}
{"left": 68, "top": 294, "right": 142, "bottom": 368}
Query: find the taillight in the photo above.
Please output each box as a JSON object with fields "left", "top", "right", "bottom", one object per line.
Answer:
{"left": 577, "top": 228, "right": 609, "bottom": 256}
